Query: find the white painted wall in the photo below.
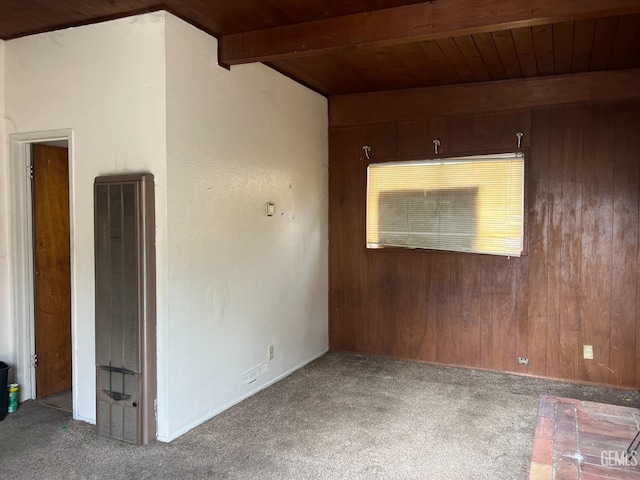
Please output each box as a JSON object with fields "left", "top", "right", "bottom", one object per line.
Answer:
{"left": 3, "top": 14, "right": 168, "bottom": 423}
{"left": 162, "top": 13, "right": 328, "bottom": 440}
{"left": 3, "top": 11, "right": 327, "bottom": 440}
{"left": 0, "top": 39, "right": 10, "bottom": 372}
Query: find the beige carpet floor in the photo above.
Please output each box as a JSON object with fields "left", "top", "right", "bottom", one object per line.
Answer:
{"left": 0, "top": 352, "right": 637, "bottom": 480}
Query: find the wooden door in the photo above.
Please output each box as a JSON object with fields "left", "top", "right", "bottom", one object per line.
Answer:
{"left": 32, "top": 144, "right": 72, "bottom": 398}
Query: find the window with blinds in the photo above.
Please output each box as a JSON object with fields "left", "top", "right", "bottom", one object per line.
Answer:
{"left": 366, "top": 152, "right": 525, "bottom": 257}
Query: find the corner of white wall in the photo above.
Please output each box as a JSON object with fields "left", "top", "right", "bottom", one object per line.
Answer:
{"left": 160, "top": 12, "right": 328, "bottom": 441}
{"left": 3, "top": 11, "right": 327, "bottom": 441}
{"left": 4, "top": 13, "right": 168, "bottom": 422}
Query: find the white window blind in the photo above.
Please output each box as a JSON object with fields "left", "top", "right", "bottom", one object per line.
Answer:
{"left": 366, "top": 152, "right": 524, "bottom": 257}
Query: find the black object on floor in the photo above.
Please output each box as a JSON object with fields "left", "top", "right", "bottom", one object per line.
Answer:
{"left": 627, "top": 428, "right": 640, "bottom": 460}
{"left": 0, "top": 361, "right": 9, "bottom": 421}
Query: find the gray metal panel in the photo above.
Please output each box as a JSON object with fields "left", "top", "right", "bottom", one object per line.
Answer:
{"left": 122, "top": 183, "right": 139, "bottom": 372}
{"left": 94, "top": 173, "right": 156, "bottom": 446}
{"left": 95, "top": 185, "right": 111, "bottom": 367}
{"left": 96, "top": 366, "right": 140, "bottom": 445}
{"left": 110, "top": 403, "right": 124, "bottom": 441}
{"left": 139, "top": 175, "right": 157, "bottom": 446}
{"left": 108, "top": 185, "right": 124, "bottom": 369}
{"left": 97, "top": 401, "right": 110, "bottom": 437}
{"left": 124, "top": 407, "right": 138, "bottom": 444}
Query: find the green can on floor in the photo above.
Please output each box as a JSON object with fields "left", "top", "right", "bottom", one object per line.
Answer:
{"left": 8, "top": 383, "right": 19, "bottom": 413}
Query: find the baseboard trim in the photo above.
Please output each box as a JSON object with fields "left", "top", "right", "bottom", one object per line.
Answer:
{"left": 328, "top": 348, "right": 639, "bottom": 391}
{"left": 157, "top": 348, "right": 329, "bottom": 442}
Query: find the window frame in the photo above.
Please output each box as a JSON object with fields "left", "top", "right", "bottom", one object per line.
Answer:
{"left": 363, "top": 148, "right": 529, "bottom": 257}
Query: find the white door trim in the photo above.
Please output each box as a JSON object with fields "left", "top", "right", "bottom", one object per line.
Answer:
{"left": 9, "top": 129, "right": 75, "bottom": 415}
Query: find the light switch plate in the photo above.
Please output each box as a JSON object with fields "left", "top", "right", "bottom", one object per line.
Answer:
{"left": 583, "top": 345, "right": 593, "bottom": 360}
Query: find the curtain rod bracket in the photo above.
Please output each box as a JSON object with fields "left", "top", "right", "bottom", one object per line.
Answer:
{"left": 363, "top": 145, "right": 371, "bottom": 160}
{"left": 433, "top": 139, "right": 441, "bottom": 155}
{"left": 516, "top": 132, "right": 524, "bottom": 148}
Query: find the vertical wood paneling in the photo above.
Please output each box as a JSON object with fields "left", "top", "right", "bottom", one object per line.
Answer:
{"left": 478, "top": 255, "right": 494, "bottom": 369}
{"left": 435, "top": 254, "right": 461, "bottom": 365}
{"left": 527, "top": 107, "right": 551, "bottom": 376}
{"left": 389, "top": 253, "right": 415, "bottom": 358}
{"left": 515, "top": 252, "right": 531, "bottom": 374}
{"left": 459, "top": 257, "right": 483, "bottom": 367}
{"left": 465, "top": 113, "right": 495, "bottom": 150}
{"left": 636, "top": 113, "right": 640, "bottom": 387}
{"left": 339, "top": 127, "right": 368, "bottom": 352}
{"left": 328, "top": 127, "right": 358, "bottom": 351}
{"left": 494, "top": 110, "right": 530, "bottom": 149}
{"left": 495, "top": 110, "right": 529, "bottom": 373}
{"left": 362, "top": 254, "right": 387, "bottom": 355}
{"left": 558, "top": 105, "right": 584, "bottom": 380}
{"left": 545, "top": 107, "right": 565, "bottom": 379}
{"left": 446, "top": 113, "right": 467, "bottom": 148}
{"left": 398, "top": 117, "right": 444, "bottom": 158}
{"left": 416, "top": 254, "right": 438, "bottom": 361}
{"left": 491, "top": 257, "right": 518, "bottom": 371}
{"left": 329, "top": 97, "right": 640, "bottom": 388}
{"left": 364, "top": 123, "right": 398, "bottom": 159}
{"left": 610, "top": 103, "right": 640, "bottom": 386}
{"left": 579, "top": 104, "right": 614, "bottom": 384}
{"left": 404, "top": 254, "right": 426, "bottom": 360}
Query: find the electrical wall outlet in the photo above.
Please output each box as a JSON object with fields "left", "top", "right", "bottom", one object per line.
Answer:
{"left": 517, "top": 357, "right": 530, "bottom": 366}
{"left": 268, "top": 345, "right": 274, "bottom": 360}
{"left": 583, "top": 345, "right": 594, "bottom": 360}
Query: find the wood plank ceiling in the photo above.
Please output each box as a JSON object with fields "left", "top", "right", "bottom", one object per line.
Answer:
{"left": 1, "top": 1, "right": 639, "bottom": 96}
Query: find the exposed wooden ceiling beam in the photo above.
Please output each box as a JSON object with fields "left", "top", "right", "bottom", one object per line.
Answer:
{"left": 220, "top": 0, "right": 640, "bottom": 65}
{"left": 329, "top": 69, "right": 640, "bottom": 126}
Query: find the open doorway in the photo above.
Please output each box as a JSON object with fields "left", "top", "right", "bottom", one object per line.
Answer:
{"left": 8, "top": 130, "right": 75, "bottom": 416}
{"left": 31, "top": 143, "right": 72, "bottom": 411}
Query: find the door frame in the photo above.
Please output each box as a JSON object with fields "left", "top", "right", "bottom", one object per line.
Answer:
{"left": 9, "top": 129, "right": 76, "bottom": 414}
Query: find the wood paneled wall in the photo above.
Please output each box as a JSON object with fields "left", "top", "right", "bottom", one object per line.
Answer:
{"left": 329, "top": 97, "right": 640, "bottom": 387}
